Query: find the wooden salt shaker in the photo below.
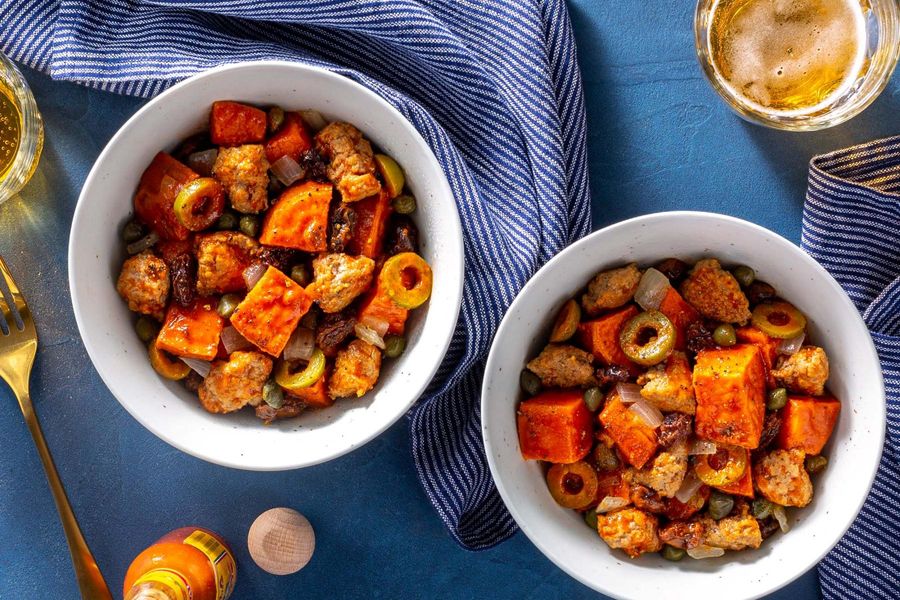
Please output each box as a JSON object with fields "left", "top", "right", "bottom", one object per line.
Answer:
{"left": 248, "top": 508, "right": 315, "bottom": 575}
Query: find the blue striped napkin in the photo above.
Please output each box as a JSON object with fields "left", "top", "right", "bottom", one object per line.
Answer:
{"left": 1, "top": 0, "right": 590, "bottom": 548}
{"left": 802, "top": 136, "right": 900, "bottom": 599}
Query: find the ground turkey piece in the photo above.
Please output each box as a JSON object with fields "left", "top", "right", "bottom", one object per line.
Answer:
{"left": 680, "top": 258, "right": 751, "bottom": 324}
{"left": 199, "top": 351, "right": 273, "bottom": 414}
{"left": 328, "top": 339, "right": 382, "bottom": 399}
{"left": 753, "top": 448, "right": 813, "bottom": 507}
{"left": 637, "top": 351, "right": 696, "bottom": 414}
{"left": 596, "top": 508, "right": 662, "bottom": 558}
{"left": 195, "top": 231, "right": 258, "bottom": 295}
{"left": 698, "top": 504, "right": 763, "bottom": 550}
{"left": 212, "top": 144, "right": 270, "bottom": 214}
{"left": 581, "top": 263, "right": 642, "bottom": 316}
{"left": 315, "top": 122, "right": 381, "bottom": 203}
{"left": 772, "top": 346, "right": 829, "bottom": 396}
{"left": 307, "top": 253, "right": 375, "bottom": 313}
{"left": 116, "top": 251, "right": 170, "bottom": 317}
{"left": 631, "top": 440, "right": 688, "bottom": 498}
{"left": 526, "top": 344, "right": 596, "bottom": 388}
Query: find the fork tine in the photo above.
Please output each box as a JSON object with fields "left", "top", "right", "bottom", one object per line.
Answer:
{"left": 0, "top": 256, "right": 26, "bottom": 331}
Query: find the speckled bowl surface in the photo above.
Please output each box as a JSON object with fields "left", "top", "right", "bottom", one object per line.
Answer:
{"left": 69, "top": 61, "right": 463, "bottom": 470}
{"left": 482, "top": 211, "right": 884, "bottom": 600}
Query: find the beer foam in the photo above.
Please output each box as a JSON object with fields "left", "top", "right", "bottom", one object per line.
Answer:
{"left": 710, "top": 0, "right": 867, "bottom": 115}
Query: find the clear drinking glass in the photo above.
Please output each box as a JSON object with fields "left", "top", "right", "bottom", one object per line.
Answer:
{"left": 695, "top": 0, "right": 900, "bottom": 131}
{"left": 0, "top": 51, "right": 43, "bottom": 204}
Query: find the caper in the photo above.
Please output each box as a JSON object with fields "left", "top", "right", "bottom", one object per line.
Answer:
{"left": 384, "top": 335, "right": 407, "bottom": 358}
{"left": 290, "top": 265, "right": 311, "bottom": 287}
{"left": 751, "top": 498, "right": 774, "bottom": 519}
{"left": 583, "top": 387, "right": 603, "bottom": 412}
{"left": 122, "top": 220, "right": 146, "bottom": 243}
{"left": 713, "top": 323, "right": 737, "bottom": 347}
{"left": 767, "top": 387, "right": 788, "bottom": 411}
{"left": 707, "top": 491, "right": 734, "bottom": 520}
{"left": 217, "top": 211, "right": 238, "bottom": 230}
{"left": 805, "top": 455, "right": 828, "bottom": 474}
{"left": 268, "top": 106, "right": 285, "bottom": 133}
{"left": 239, "top": 215, "right": 261, "bottom": 238}
{"left": 217, "top": 294, "right": 241, "bottom": 319}
{"left": 134, "top": 316, "right": 160, "bottom": 344}
{"left": 263, "top": 379, "right": 284, "bottom": 409}
{"left": 593, "top": 444, "right": 620, "bottom": 472}
{"left": 732, "top": 265, "right": 756, "bottom": 288}
{"left": 584, "top": 510, "right": 599, "bottom": 531}
{"left": 661, "top": 545, "right": 686, "bottom": 562}
{"left": 392, "top": 194, "right": 417, "bottom": 215}
{"left": 520, "top": 369, "right": 542, "bottom": 397}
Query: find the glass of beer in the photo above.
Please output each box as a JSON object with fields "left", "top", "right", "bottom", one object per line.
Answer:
{"left": 0, "top": 51, "right": 43, "bottom": 205}
{"left": 695, "top": 0, "right": 900, "bottom": 130}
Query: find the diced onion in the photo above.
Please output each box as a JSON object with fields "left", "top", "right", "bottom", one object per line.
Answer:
{"left": 778, "top": 332, "right": 805, "bottom": 355}
{"left": 359, "top": 315, "right": 389, "bottom": 338}
{"left": 354, "top": 322, "right": 386, "bottom": 349}
{"left": 772, "top": 505, "right": 790, "bottom": 533}
{"left": 186, "top": 149, "right": 218, "bottom": 177}
{"left": 221, "top": 326, "right": 253, "bottom": 354}
{"left": 283, "top": 327, "right": 315, "bottom": 362}
{"left": 616, "top": 382, "right": 643, "bottom": 405}
{"left": 596, "top": 496, "right": 629, "bottom": 514}
{"left": 687, "top": 545, "right": 725, "bottom": 559}
{"left": 180, "top": 357, "right": 211, "bottom": 378}
{"left": 689, "top": 439, "right": 718, "bottom": 455}
{"left": 270, "top": 155, "right": 306, "bottom": 187}
{"left": 628, "top": 397, "right": 664, "bottom": 428}
{"left": 243, "top": 263, "right": 268, "bottom": 289}
{"left": 126, "top": 231, "right": 160, "bottom": 255}
{"left": 300, "top": 109, "right": 328, "bottom": 132}
{"left": 634, "top": 267, "right": 671, "bottom": 311}
{"left": 675, "top": 471, "right": 703, "bottom": 503}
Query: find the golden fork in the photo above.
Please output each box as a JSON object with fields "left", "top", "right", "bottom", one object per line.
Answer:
{"left": 0, "top": 256, "right": 112, "bottom": 600}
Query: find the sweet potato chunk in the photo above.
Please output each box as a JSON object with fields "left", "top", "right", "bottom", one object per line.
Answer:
{"left": 777, "top": 396, "right": 840, "bottom": 454}
{"left": 658, "top": 286, "right": 700, "bottom": 351}
{"left": 230, "top": 266, "right": 313, "bottom": 356}
{"left": 260, "top": 181, "right": 331, "bottom": 252}
{"left": 693, "top": 345, "right": 766, "bottom": 449}
{"left": 156, "top": 297, "right": 224, "bottom": 361}
{"left": 347, "top": 188, "right": 393, "bottom": 258}
{"left": 517, "top": 390, "right": 593, "bottom": 463}
{"left": 598, "top": 391, "right": 658, "bottom": 469}
{"left": 265, "top": 111, "right": 313, "bottom": 164}
{"left": 287, "top": 368, "right": 332, "bottom": 408}
{"left": 736, "top": 326, "right": 780, "bottom": 388}
{"left": 715, "top": 460, "right": 754, "bottom": 498}
{"left": 134, "top": 152, "right": 197, "bottom": 241}
{"left": 357, "top": 277, "right": 408, "bottom": 335}
{"left": 577, "top": 305, "right": 640, "bottom": 375}
{"left": 596, "top": 508, "right": 662, "bottom": 558}
{"left": 209, "top": 100, "right": 266, "bottom": 146}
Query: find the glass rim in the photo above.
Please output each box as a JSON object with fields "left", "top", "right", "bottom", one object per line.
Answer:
{"left": 0, "top": 51, "right": 43, "bottom": 204}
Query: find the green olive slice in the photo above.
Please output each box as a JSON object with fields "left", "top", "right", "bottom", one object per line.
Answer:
{"left": 275, "top": 349, "right": 325, "bottom": 391}
{"left": 751, "top": 301, "right": 806, "bottom": 339}
{"left": 618, "top": 310, "right": 675, "bottom": 366}
{"left": 174, "top": 177, "right": 225, "bottom": 231}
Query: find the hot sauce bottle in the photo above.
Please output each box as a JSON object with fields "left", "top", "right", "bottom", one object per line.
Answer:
{"left": 123, "top": 527, "right": 237, "bottom": 600}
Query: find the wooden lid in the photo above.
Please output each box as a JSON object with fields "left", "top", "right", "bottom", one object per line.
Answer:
{"left": 247, "top": 508, "right": 315, "bottom": 575}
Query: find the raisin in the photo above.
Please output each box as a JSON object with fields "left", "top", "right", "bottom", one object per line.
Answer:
{"left": 255, "top": 396, "right": 305, "bottom": 424}
{"left": 655, "top": 258, "right": 689, "bottom": 283}
{"left": 329, "top": 204, "right": 357, "bottom": 253}
{"left": 299, "top": 148, "right": 329, "bottom": 182}
{"left": 184, "top": 371, "right": 204, "bottom": 392}
{"left": 630, "top": 485, "right": 666, "bottom": 514}
{"left": 686, "top": 320, "right": 716, "bottom": 354}
{"left": 172, "top": 133, "right": 211, "bottom": 162}
{"left": 758, "top": 517, "right": 780, "bottom": 539}
{"left": 657, "top": 412, "right": 693, "bottom": 448}
{"left": 169, "top": 253, "right": 196, "bottom": 307}
{"left": 384, "top": 214, "right": 419, "bottom": 256}
{"left": 316, "top": 310, "right": 357, "bottom": 357}
{"left": 596, "top": 365, "right": 631, "bottom": 388}
{"left": 252, "top": 245, "right": 301, "bottom": 273}
{"left": 746, "top": 281, "right": 777, "bottom": 306}
{"left": 757, "top": 412, "right": 782, "bottom": 449}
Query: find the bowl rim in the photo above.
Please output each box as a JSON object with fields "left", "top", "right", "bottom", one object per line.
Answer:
{"left": 481, "top": 210, "right": 885, "bottom": 599}
{"left": 68, "top": 60, "right": 464, "bottom": 470}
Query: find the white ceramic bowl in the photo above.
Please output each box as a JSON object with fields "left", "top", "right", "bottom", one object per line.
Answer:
{"left": 69, "top": 61, "right": 463, "bottom": 470}
{"left": 482, "top": 212, "right": 884, "bottom": 600}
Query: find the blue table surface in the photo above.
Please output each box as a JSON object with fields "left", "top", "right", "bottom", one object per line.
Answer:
{"left": 1, "top": 3, "right": 897, "bottom": 599}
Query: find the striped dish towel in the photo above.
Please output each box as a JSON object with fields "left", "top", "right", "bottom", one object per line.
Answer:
{"left": 1, "top": 0, "right": 590, "bottom": 548}
{"left": 802, "top": 136, "right": 900, "bottom": 599}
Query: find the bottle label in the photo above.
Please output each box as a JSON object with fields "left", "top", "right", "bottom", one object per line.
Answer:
{"left": 183, "top": 530, "right": 237, "bottom": 600}
{"left": 133, "top": 568, "right": 192, "bottom": 600}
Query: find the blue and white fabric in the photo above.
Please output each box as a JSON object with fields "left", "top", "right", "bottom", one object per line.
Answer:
{"left": 802, "top": 135, "right": 900, "bottom": 599}
{"left": 0, "top": 0, "right": 591, "bottom": 549}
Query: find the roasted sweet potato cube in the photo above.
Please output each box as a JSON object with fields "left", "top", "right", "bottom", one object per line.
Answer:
{"left": 777, "top": 396, "right": 840, "bottom": 454}
{"left": 357, "top": 277, "right": 408, "bottom": 335}
{"left": 287, "top": 368, "right": 332, "bottom": 409}
{"left": 598, "top": 392, "right": 658, "bottom": 469}
{"left": 265, "top": 111, "right": 313, "bottom": 164}
{"left": 577, "top": 305, "right": 640, "bottom": 375}
{"left": 209, "top": 100, "right": 266, "bottom": 146}
{"left": 597, "top": 468, "right": 631, "bottom": 500}
{"left": 517, "top": 390, "right": 593, "bottom": 463}
{"left": 260, "top": 181, "right": 331, "bottom": 252}
{"left": 736, "top": 326, "right": 780, "bottom": 388}
{"left": 658, "top": 286, "right": 699, "bottom": 351}
{"left": 156, "top": 298, "right": 224, "bottom": 361}
{"left": 693, "top": 345, "right": 766, "bottom": 449}
{"left": 348, "top": 188, "right": 393, "bottom": 258}
{"left": 134, "top": 152, "right": 197, "bottom": 241}
{"left": 715, "top": 461, "right": 754, "bottom": 498}
{"left": 230, "top": 266, "right": 313, "bottom": 356}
